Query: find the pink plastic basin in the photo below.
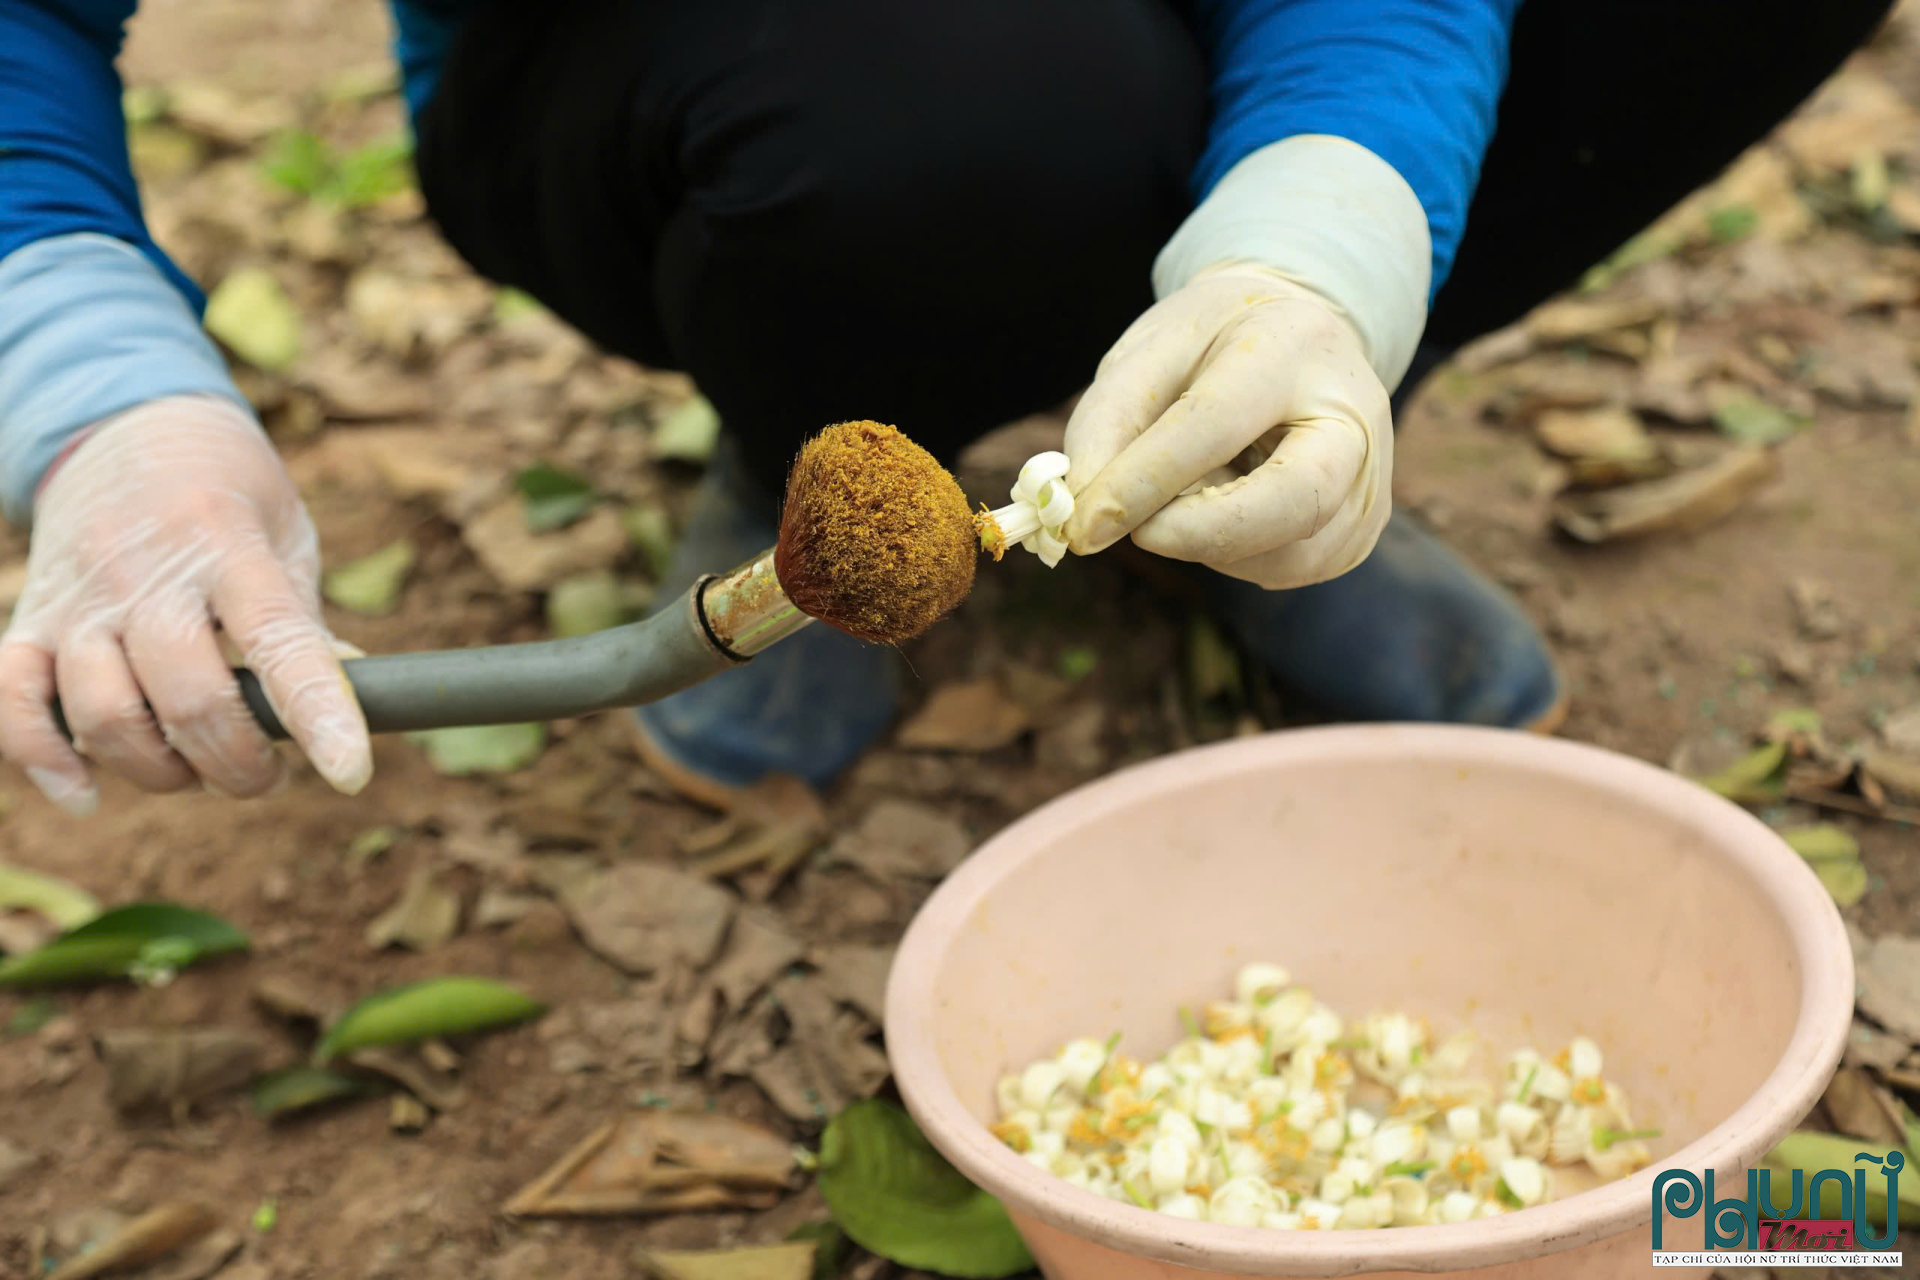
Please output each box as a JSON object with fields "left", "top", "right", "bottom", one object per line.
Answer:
{"left": 885, "top": 724, "right": 1854, "bottom": 1279}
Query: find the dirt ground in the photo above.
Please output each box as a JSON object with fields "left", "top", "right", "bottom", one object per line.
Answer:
{"left": 2, "top": 1, "right": 1918, "bottom": 1277}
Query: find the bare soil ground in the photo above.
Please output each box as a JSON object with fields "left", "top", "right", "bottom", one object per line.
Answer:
{"left": 1, "top": 2, "right": 1917, "bottom": 1277}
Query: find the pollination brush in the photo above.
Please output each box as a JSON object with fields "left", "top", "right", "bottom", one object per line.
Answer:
{"left": 50, "top": 420, "right": 986, "bottom": 741}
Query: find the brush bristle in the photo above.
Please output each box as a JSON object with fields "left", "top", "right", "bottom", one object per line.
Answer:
{"left": 773, "top": 421, "right": 978, "bottom": 643}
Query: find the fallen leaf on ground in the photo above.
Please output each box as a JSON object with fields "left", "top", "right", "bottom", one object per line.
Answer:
{"left": 1780, "top": 824, "right": 1868, "bottom": 906}
{"left": 1858, "top": 744, "right": 1920, "bottom": 801}
{"left": 460, "top": 497, "right": 629, "bottom": 592}
{"left": 750, "top": 976, "right": 890, "bottom": 1123}
{"left": 1552, "top": 445, "right": 1779, "bottom": 543}
{"left": 46, "top": 1203, "right": 219, "bottom": 1280}
{"left": 681, "top": 776, "right": 828, "bottom": 891}
{"left": 548, "top": 570, "right": 634, "bottom": 637}
{"left": 708, "top": 909, "right": 804, "bottom": 1011}
{"left": 343, "top": 1046, "right": 468, "bottom": 1112}
{"left": 1882, "top": 704, "right": 1920, "bottom": 756}
{"left": 167, "top": 80, "right": 294, "bottom": 144}
{"left": 0, "top": 864, "right": 100, "bottom": 932}
{"left": 319, "top": 427, "right": 494, "bottom": 515}
{"left": 203, "top": 268, "right": 301, "bottom": 372}
{"left": 344, "top": 268, "right": 477, "bottom": 358}
{"left": 1819, "top": 1065, "right": 1909, "bottom": 1147}
{"left": 1775, "top": 67, "right": 1920, "bottom": 175}
{"left": 409, "top": 723, "right": 547, "bottom": 776}
{"left": 315, "top": 975, "right": 546, "bottom": 1063}
{"left": 251, "top": 1064, "right": 376, "bottom": 1120}
{"left": 390, "top": 1094, "right": 431, "bottom": 1132}
{"left": 322, "top": 540, "right": 416, "bottom": 616}
{"left": 365, "top": 865, "right": 461, "bottom": 952}
{"left": 516, "top": 463, "right": 597, "bottom": 532}
{"left": 636, "top": 1242, "right": 816, "bottom": 1280}
{"left": 1690, "top": 741, "right": 1790, "bottom": 805}
{"left": 1531, "top": 407, "right": 1668, "bottom": 487}
{"left": 828, "top": 800, "right": 972, "bottom": 880}
{"left": 1710, "top": 393, "right": 1803, "bottom": 445}
{"left": 896, "top": 679, "right": 1031, "bottom": 752}
{"left": 815, "top": 1099, "right": 1034, "bottom": 1279}
{"left": 0, "top": 903, "right": 248, "bottom": 988}
{"left": 811, "top": 945, "right": 893, "bottom": 1026}
{"left": 1845, "top": 1020, "right": 1912, "bottom": 1072}
{"left": 1763, "top": 1132, "right": 1920, "bottom": 1231}
{"left": 97, "top": 1027, "right": 264, "bottom": 1115}
{"left": 544, "top": 861, "right": 738, "bottom": 976}
{"left": 708, "top": 994, "right": 782, "bottom": 1079}
{"left": 653, "top": 395, "right": 722, "bottom": 464}
{"left": 1854, "top": 934, "right": 1920, "bottom": 1043}
{"left": 503, "top": 1110, "right": 797, "bottom": 1216}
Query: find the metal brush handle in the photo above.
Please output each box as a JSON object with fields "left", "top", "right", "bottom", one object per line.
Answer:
{"left": 49, "top": 588, "right": 736, "bottom": 742}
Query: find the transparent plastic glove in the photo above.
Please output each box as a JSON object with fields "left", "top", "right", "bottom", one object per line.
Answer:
{"left": 1061, "top": 262, "right": 1392, "bottom": 589}
{"left": 0, "top": 394, "right": 371, "bottom": 815}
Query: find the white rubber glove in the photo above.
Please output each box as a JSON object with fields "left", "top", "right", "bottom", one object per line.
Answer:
{"left": 1061, "top": 134, "right": 1431, "bottom": 590}
{"left": 0, "top": 394, "right": 372, "bottom": 815}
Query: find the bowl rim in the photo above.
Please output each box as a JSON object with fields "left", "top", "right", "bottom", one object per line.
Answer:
{"left": 884, "top": 723, "right": 1856, "bottom": 1276}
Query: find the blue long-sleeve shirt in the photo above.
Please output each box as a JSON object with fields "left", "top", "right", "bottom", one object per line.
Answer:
{"left": 0, "top": 0, "right": 1521, "bottom": 524}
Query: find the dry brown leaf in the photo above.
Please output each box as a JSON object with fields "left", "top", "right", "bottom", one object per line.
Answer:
{"left": 1819, "top": 1065, "right": 1910, "bottom": 1146}
{"left": 811, "top": 944, "right": 894, "bottom": 1025}
{"left": 1854, "top": 934, "right": 1920, "bottom": 1042}
{"left": 682, "top": 777, "right": 829, "bottom": 889}
{"left": 46, "top": 1203, "right": 219, "bottom": 1280}
{"left": 828, "top": 799, "right": 972, "bottom": 880}
{"left": 896, "top": 679, "right": 1031, "bottom": 752}
{"left": 165, "top": 82, "right": 294, "bottom": 145}
{"left": 708, "top": 909, "right": 805, "bottom": 1011}
{"left": 636, "top": 1242, "right": 817, "bottom": 1280}
{"left": 543, "top": 861, "right": 738, "bottom": 976}
{"left": 461, "top": 499, "right": 629, "bottom": 593}
{"left": 344, "top": 269, "right": 481, "bottom": 359}
{"left": 1532, "top": 406, "right": 1670, "bottom": 488}
{"left": 502, "top": 1111, "right": 796, "bottom": 1217}
{"left": 1846, "top": 1020, "right": 1913, "bottom": 1072}
{"left": 1858, "top": 745, "right": 1920, "bottom": 801}
{"left": 294, "top": 347, "right": 435, "bottom": 420}
{"left": 314, "top": 426, "right": 497, "bottom": 517}
{"left": 1775, "top": 67, "right": 1920, "bottom": 175}
{"left": 141, "top": 1227, "right": 242, "bottom": 1280}
{"left": 708, "top": 994, "right": 781, "bottom": 1079}
{"left": 748, "top": 975, "right": 890, "bottom": 1124}
{"left": 1799, "top": 323, "right": 1918, "bottom": 408}
{"left": 96, "top": 1028, "right": 264, "bottom": 1116}
{"left": 1523, "top": 297, "right": 1665, "bottom": 346}
{"left": 365, "top": 865, "right": 461, "bottom": 952}
{"left": 250, "top": 975, "right": 340, "bottom": 1026}
{"left": 348, "top": 1046, "right": 465, "bottom": 1111}
{"left": 1551, "top": 446, "right": 1778, "bottom": 543}
{"left": 1036, "top": 702, "right": 1110, "bottom": 775}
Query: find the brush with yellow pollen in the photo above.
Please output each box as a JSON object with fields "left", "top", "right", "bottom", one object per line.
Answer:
{"left": 50, "top": 420, "right": 983, "bottom": 743}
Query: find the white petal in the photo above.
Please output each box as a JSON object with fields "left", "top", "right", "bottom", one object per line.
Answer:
{"left": 1034, "top": 528, "right": 1068, "bottom": 567}
{"left": 1019, "top": 451, "right": 1071, "bottom": 489}
{"left": 1235, "top": 963, "right": 1292, "bottom": 1005}
{"left": 1035, "top": 480, "right": 1074, "bottom": 527}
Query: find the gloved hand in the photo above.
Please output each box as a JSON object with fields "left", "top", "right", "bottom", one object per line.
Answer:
{"left": 1060, "top": 260, "right": 1392, "bottom": 590}
{"left": 0, "top": 393, "right": 372, "bottom": 815}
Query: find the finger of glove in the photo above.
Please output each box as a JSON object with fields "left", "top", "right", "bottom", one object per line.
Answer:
{"left": 54, "top": 629, "right": 198, "bottom": 793}
{"left": 1060, "top": 303, "right": 1220, "bottom": 509}
{"left": 1207, "top": 483, "right": 1389, "bottom": 590}
{"left": 124, "top": 605, "right": 287, "bottom": 798}
{"left": 0, "top": 639, "right": 100, "bottom": 816}
{"left": 1127, "top": 412, "right": 1369, "bottom": 564}
{"left": 210, "top": 549, "right": 371, "bottom": 795}
{"left": 1066, "top": 332, "right": 1305, "bottom": 555}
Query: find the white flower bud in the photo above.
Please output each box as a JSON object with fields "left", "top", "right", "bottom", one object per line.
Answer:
{"left": 1148, "top": 1135, "right": 1193, "bottom": 1194}
{"left": 1020, "top": 1061, "right": 1066, "bottom": 1110}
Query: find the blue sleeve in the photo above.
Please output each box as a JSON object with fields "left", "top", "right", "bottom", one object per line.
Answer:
{"left": 1189, "top": 0, "right": 1525, "bottom": 299}
{"left": 0, "top": 1, "right": 247, "bottom": 525}
{"left": 0, "top": 0, "right": 203, "bottom": 308}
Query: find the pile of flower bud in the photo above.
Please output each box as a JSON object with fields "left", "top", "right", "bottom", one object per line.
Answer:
{"left": 989, "top": 962, "right": 1658, "bottom": 1230}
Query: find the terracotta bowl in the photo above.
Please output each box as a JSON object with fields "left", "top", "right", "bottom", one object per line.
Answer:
{"left": 884, "top": 725, "right": 1853, "bottom": 1279}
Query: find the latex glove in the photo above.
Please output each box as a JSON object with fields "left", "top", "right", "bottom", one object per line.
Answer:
{"left": 1060, "top": 260, "right": 1392, "bottom": 589}
{"left": 0, "top": 394, "right": 372, "bottom": 815}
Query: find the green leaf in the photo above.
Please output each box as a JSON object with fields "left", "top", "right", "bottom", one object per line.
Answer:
{"left": 252, "top": 1065, "right": 376, "bottom": 1119}
{"left": 653, "top": 395, "right": 722, "bottom": 465}
{"left": 815, "top": 1098, "right": 1034, "bottom": 1279}
{"left": 345, "top": 826, "right": 400, "bottom": 865}
{"left": 1712, "top": 394, "right": 1802, "bottom": 446}
{"left": 1781, "top": 825, "right": 1867, "bottom": 906}
{"left": 1812, "top": 857, "right": 1869, "bottom": 907}
{"left": 1708, "top": 203, "right": 1758, "bottom": 243}
{"left": 1692, "top": 740, "right": 1790, "bottom": 804}
{"left": 323, "top": 539, "right": 416, "bottom": 616}
{"left": 325, "top": 137, "right": 412, "bottom": 208}
{"left": 515, "top": 464, "right": 597, "bottom": 532}
{"left": 622, "top": 504, "right": 676, "bottom": 580}
{"left": 785, "top": 1224, "right": 847, "bottom": 1280}
{"left": 204, "top": 267, "right": 303, "bottom": 372}
{"left": 1764, "top": 1132, "right": 1920, "bottom": 1230}
{"left": 314, "top": 975, "right": 546, "bottom": 1063}
{"left": 1781, "top": 824, "right": 1860, "bottom": 860}
{"left": 252, "top": 1198, "right": 279, "bottom": 1232}
{"left": 546, "top": 570, "right": 627, "bottom": 638}
{"left": 1057, "top": 647, "right": 1098, "bottom": 681}
{"left": 122, "top": 84, "right": 168, "bottom": 127}
{"left": 493, "top": 287, "right": 546, "bottom": 324}
{"left": 0, "top": 864, "right": 101, "bottom": 931}
{"left": 407, "top": 723, "right": 546, "bottom": 775}
{"left": 0, "top": 902, "right": 247, "bottom": 988}
{"left": 1766, "top": 707, "right": 1824, "bottom": 738}
{"left": 261, "top": 129, "right": 331, "bottom": 196}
